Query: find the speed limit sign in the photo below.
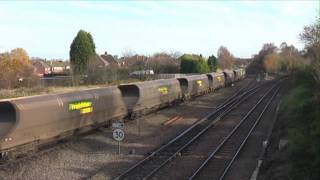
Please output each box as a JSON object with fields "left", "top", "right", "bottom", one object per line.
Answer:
{"left": 113, "top": 129, "right": 125, "bottom": 141}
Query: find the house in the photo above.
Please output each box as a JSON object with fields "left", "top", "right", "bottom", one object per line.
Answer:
{"left": 32, "top": 60, "right": 52, "bottom": 77}
{"left": 100, "top": 52, "right": 120, "bottom": 66}
{"left": 120, "top": 55, "right": 148, "bottom": 67}
{"left": 32, "top": 59, "right": 70, "bottom": 77}
{"left": 48, "top": 60, "right": 67, "bottom": 74}
{"left": 234, "top": 58, "right": 252, "bottom": 68}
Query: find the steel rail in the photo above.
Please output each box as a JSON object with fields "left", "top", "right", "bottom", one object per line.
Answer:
{"left": 114, "top": 80, "right": 256, "bottom": 179}
{"left": 141, "top": 83, "right": 263, "bottom": 179}
{"left": 144, "top": 81, "right": 279, "bottom": 180}
{"left": 218, "top": 86, "right": 281, "bottom": 180}
{"left": 114, "top": 79, "right": 266, "bottom": 180}
{"left": 188, "top": 80, "right": 282, "bottom": 180}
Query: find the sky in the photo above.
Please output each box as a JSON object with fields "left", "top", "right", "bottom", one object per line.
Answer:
{"left": 0, "top": 1, "right": 319, "bottom": 60}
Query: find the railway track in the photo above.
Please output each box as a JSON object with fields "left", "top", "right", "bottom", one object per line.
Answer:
{"left": 188, "top": 80, "right": 282, "bottom": 180}
{"left": 114, "top": 79, "right": 273, "bottom": 180}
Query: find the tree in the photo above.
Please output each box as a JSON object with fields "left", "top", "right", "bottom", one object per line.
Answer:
{"left": 180, "top": 55, "right": 195, "bottom": 73}
{"left": 279, "top": 42, "right": 304, "bottom": 71}
{"left": 264, "top": 53, "right": 280, "bottom": 73}
{"left": 195, "top": 57, "right": 210, "bottom": 73}
{"left": 121, "top": 47, "right": 136, "bottom": 58}
{"left": 87, "top": 33, "right": 96, "bottom": 51}
{"left": 179, "top": 54, "right": 210, "bottom": 74}
{"left": 147, "top": 52, "right": 180, "bottom": 73}
{"left": 207, "top": 55, "right": 218, "bottom": 72}
{"left": 260, "top": 42, "right": 306, "bottom": 74}
{"left": 69, "top": 30, "right": 96, "bottom": 78}
{"left": 0, "top": 48, "right": 38, "bottom": 88}
{"left": 300, "top": 16, "right": 320, "bottom": 83}
{"left": 217, "top": 46, "right": 235, "bottom": 70}
{"left": 300, "top": 16, "right": 320, "bottom": 48}
{"left": 246, "top": 43, "right": 277, "bottom": 74}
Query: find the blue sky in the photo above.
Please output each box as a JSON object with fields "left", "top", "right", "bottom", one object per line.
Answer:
{"left": 0, "top": 1, "right": 318, "bottom": 59}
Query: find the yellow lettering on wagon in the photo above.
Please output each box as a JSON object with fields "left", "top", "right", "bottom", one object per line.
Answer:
{"left": 158, "top": 87, "right": 168, "bottom": 95}
{"left": 68, "top": 101, "right": 93, "bottom": 114}
{"left": 217, "top": 76, "right": 222, "bottom": 82}
{"left": 196, "top": 80, "right": 203, "bottom": 87}
{"left": 80, "top": 107, "right": 93, "bottom": 114}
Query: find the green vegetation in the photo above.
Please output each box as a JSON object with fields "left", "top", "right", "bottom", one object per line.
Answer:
{"left": 179, "top": 54, "right": 210, "bottom": 74}
{"left": 207, "top": 55, "right": 218, "bottom": 72}
{"left": 277, "top": 16, "right": 320, "bottom": 180}
{"left": 280, "top": 67, "right": 320, "bottom": 180}
{"left": 70, "top": 30, "right": 96, "bottom": 76}
{"left": 300, "top": 16, "right": 320, "bottom": 84}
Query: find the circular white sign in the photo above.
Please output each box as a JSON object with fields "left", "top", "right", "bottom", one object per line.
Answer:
{"left": 113, "top": 129, "right": 125, "bottom": 141}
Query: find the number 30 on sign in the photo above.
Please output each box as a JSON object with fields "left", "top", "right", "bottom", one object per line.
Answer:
{"left": 113, "top": 129, "right": 124, "bottom": 141}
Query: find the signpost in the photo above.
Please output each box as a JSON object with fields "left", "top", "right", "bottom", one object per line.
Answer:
{"left": 112, "top": 123, "right": 124, "bottom": 155}
{"left": 137, "top": 118, "right": 141, "bottom": 137}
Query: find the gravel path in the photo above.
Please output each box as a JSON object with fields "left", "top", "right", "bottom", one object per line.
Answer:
{"left": 0, "top": 79, "right": 250, "bottom": 180}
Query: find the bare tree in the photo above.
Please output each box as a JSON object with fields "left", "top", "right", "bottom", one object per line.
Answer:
{"left": 147, "top": 52, "right": 179, "bottom": 73}
{"left": 217, "top": 46, "right": 235, "bottom": 70}
{"left": 121, "top": 47, "right": 136, "bottom": 58}
{"left": 300, "top": 16, "right": 320, "bottom": 82}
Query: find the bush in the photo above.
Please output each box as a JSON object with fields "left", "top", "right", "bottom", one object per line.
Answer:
{"left": 179, "top": 54, "right": 210, "bottom": 74}
{"left": 281, "top": 68, "right": 320, "bottom": 180}
{"left": 85, "top": 66, "right": 131, "bottom": 85}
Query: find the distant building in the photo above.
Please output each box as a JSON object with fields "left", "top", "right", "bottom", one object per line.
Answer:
{"left": 234, "top": 58, "right": 252, "bottom": 68}
{"left": 48, "top": 60, "right": 69, "bottom": 74}
{"left": 32, "top": 60, "right": 52, "bottom": 77}
{"left": 120, "top": 55, "right": 148, "bottom": 67}
{"left": 100, "top": 52, "right": 120, "bottom": 66}
{"left": 32, "top": 59, "right": 70, "bottom": 77}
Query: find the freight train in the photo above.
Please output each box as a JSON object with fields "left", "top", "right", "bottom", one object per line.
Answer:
{"left": 0, "top": 69, "right": 245, "bottom": 159}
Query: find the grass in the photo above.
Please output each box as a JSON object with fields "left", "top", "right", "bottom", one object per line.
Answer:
{"left": 279, "top": 67, "right": 320, "bottom": 180}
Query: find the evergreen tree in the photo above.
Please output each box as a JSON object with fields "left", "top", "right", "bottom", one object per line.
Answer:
{"left": 87, "top": 32, "right": 96, "bottom": 51}
{"left": 208, "top": 55, "right": 218, "bottom": 72}
{"left": 70, "top": 30, "right": 96, "bottom": 76}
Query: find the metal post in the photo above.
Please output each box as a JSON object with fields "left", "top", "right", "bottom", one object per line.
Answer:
{"left": 118, "top": 141, "right": 121, "bottom": 155}
{"left": 137, "top": 118, "right": 141, "bottom": 137}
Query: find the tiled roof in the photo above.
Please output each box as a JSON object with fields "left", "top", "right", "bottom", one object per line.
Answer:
{"left": 100, "top": 54, "right": 118, "bottom": 65}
